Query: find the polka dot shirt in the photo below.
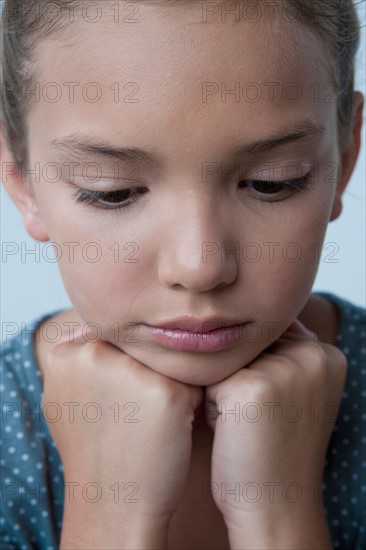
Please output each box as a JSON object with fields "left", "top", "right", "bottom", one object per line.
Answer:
{"left": 0, "top": 292, "right": 365, "bottom": 549}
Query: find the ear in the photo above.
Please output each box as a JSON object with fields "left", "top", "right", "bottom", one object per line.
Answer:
{"left": 329, "top": 91, "right": 364, "bottom": 222}
{"left": 0, "top": 127, "right": 49, "bottom": 242}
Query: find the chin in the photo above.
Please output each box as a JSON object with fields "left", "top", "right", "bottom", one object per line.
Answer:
{"left": 130, "top": 353, "right": 246, "bottom": 387}
{"left": 158, "top": 370, "right": 226, "bottom": 387}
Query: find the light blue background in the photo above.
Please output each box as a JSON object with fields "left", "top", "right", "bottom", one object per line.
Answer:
{"left": 1, "top": 2, "right": 365, "bottom": 330}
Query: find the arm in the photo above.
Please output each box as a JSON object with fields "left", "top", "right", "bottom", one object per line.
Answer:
{"left": 226, "top": 501, "right": 333, "bottom": 549}
{"left": 60, "top": 494, "right": 170, "bottom": 550}
{"left": 204, "top": 321, "right": 345, "bottom": 550}
{"left": 41, "top": 337, "right": 203, "bottom": 550}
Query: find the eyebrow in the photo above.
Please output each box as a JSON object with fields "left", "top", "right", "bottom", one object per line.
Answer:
{"left": 49, "top": 119, "right": 326, "bottom": 166}
{"left": 231, "top": 119, "right": 326, "bottom": 158}
{"left": 50, "top": 135, "right": 159, "bottom": 165}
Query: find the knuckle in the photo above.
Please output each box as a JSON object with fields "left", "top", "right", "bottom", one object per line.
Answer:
{"left": 147, "top": 378, "right": 186, "bottom": 410}
{"left": 79, "top": 339, "right": 110, "bottom": 363}
{"left": 298, "top": 340, "right": 328, "bottom": 370}
{"left": 326, "top": 343, "right": 348, "bottom": 372}
{"left": 46, "top": 340, "right": 70, "bottom": 366}
{"left": 239, "top": 373, "right": 273, "bottom": 402}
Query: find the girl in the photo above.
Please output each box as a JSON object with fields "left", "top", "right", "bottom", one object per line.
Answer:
{"left": 1, "top": 1, "right": 365, "bottom": 548}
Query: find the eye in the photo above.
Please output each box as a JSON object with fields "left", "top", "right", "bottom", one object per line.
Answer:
{"left": 72, "top": 187, "right": 148, "bottom": 211}
{"left": 239, "top": 175, "right": 312, "bottom": 201}
{"left": 71, "top": 174, "right": 312, "bottom": 212}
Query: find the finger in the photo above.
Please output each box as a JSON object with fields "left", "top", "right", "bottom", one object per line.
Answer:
{"left": 203, "top": 395, "right": 219, "bottom": 431}
{"left": 56, "top": 325, "right": 85, "bottom": 345}
{"left": 281, "top": 319, "right": 317, "bottom": 341}
{"left": 56, "top": 324, "right": 99, "bottom": 346}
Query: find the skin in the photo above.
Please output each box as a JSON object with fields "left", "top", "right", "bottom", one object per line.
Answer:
{"left": 1, "top": 3, "right": 363, "bottom": 547}
{"left": 2, "top": 3, "right": 363, "bottom": 387}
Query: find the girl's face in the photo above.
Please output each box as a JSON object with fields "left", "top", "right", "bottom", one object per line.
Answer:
{"left": 21, "top": 4, "right": 349, "bottom": 384}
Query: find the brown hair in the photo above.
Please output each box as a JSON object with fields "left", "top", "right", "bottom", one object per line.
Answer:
{"left": 0, "top": 0, "right": 363, "bottom": 172}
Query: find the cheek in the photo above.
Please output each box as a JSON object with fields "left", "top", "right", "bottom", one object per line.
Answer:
{"left": 39, "top": 207, "right": 147, "bottom": 324}
{"left": 244, "top": 191, "right": 332, "bottom": 323}
{"left": 57, "top": 242, "right": 146, "bottom": 320}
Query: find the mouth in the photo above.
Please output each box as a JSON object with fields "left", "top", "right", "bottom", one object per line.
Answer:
{"left": 141, "top": 322, "right": 248, "bottom": 353}
{"left": 148, "top": 316, "right": 247, "bottom": 333}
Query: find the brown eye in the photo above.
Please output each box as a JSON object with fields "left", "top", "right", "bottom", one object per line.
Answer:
{"left": 247, "top": 180, "right": 288, "bottom": 194}
{"left": 72, "top": 188, "right": 148, "bottom": 211}
{"left": 239, "top": 175, "right": 312, "bottom": 201}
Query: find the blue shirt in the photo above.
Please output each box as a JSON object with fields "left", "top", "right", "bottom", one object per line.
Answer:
{"left": 1, "top": 291, "right": 365, "bottom": 549}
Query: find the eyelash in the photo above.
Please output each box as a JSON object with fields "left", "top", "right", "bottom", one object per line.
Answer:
{"left": 71, "top": 174, "right": 313, "bottom": 212}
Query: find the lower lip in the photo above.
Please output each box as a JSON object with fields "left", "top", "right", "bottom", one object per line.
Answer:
{"left": 144, "top": 324, "right": 247, "bottom": 352}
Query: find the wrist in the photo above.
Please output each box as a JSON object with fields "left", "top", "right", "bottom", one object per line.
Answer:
{"left": 61, "top": 511, "right": 170, "bottom": 550}
{"left": 225, "top": 502, "right": 332, "bottom": 549}
{"left": 61, "top": 489, "right": 171, "bottom": 549}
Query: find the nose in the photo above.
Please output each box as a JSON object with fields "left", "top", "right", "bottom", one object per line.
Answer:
{"left": 158, "top": 192, "right": 238, "bottom": 292}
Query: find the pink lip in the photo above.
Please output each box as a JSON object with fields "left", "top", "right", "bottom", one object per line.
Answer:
{"left": 149, "top": 316, "right": 246, "bottom": 333}
{"left": 142, "top": 323, "right": 247, "bottom": 352}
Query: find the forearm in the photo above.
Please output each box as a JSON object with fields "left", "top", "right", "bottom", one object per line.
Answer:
{"left": 60, "top": 480, "right": 170, "bottom": 550}
{"left": 61, "top": 508, "right": 169, "bottom": 549}
{"left": 226, "top": 503, "right": 333, "bottom": 550}
{"left": 61, "top": 524, "right": 167, "bottom": 550}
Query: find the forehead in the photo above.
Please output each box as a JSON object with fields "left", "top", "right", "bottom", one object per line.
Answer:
{"left": 29, "top": 3, "right": 334, "bottom": 151}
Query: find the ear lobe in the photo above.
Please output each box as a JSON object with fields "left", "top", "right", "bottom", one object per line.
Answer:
{"left": 1, "top": 129, "right": 50, "bottom": 242}
{"left": 23, "top": 205, "right": 50, "bottom": 242}
{"left": 329, "top": 192, "right": 343, "bottom": 222}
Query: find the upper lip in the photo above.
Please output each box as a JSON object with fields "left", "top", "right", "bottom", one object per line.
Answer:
{"left": 148, "top": 316, "right": 246, "bottom": 333}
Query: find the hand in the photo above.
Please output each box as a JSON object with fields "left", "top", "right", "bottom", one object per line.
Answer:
{"left": 41, "top": 327, "right": 203, "bottom": 545}
{"left": 204, "top": 319, "right": 347, "bottom": 545}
